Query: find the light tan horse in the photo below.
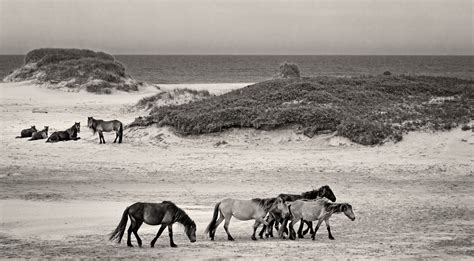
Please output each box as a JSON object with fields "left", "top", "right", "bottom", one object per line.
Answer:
{"left": 286, "top": 198, "right": 355, "bottom": 240}
{"left": 205, "top": 197, "right": 290, "bottom": 241}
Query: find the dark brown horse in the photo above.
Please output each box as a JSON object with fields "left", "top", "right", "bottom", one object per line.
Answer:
{"left": 109, "top": 201, "right": 196, "bottom": 248}
{"left": 46, "top": 122, "right": 80, "bottom": 142}
{"left": 88, "top": 117, "right": 123, "bottom": 144}
{"left": 28, "top": 126, "right": 49, "bottom": 141}
{"left": 259, "top": 185, "right": 336, "bottom": 239}
{"left": 16, "top": 126, "right": 37, "bottom": 138}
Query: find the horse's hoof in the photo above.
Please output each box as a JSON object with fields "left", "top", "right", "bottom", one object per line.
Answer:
{"left": 251, "top": 236, "right": 257, "bottom": 241}
{"left": 298, "top": 235, "right": 304, "bottom": 239}
{"left": 329, "top": 237, "right": 335, "bottom": 240}
{"left": 127, "top": 244, "right": 133, "bottom": 247}
{"left": 170, "top": 244, "right": 177, "bottom": 248}
{"left": 228, "top": 237, "right": 235, "bottom": 241}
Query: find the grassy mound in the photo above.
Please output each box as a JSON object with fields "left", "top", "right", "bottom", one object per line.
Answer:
{"left": 135, "top": 88, "right": 213, "bottom": 110}
{"left": 3, "top": 48, "right": 141, "bottom": 94}
{"left": 130, "top": 75, "right": 473, "bottom": 145}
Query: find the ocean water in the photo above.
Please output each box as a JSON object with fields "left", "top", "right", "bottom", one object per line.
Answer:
{"left": 1, "top": 55, "right": 472, "bottom": 84}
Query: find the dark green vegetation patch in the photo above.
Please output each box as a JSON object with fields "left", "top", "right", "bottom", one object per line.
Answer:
{"left": 131, "top": 75, "right": 473, "bottom": 145}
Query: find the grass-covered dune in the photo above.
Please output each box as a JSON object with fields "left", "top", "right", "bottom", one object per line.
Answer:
{"left": 3, "top": 48, "right": 142, "bottom": 94}
{"left": 130, "top": 75, "right": 473, "bottom": 145}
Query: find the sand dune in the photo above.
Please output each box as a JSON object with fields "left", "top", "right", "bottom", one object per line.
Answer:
{"left": 0, "top": 82, "right": 473, "bottom": 259}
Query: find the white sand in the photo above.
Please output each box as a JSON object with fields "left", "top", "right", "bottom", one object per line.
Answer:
{"left": 0, "top": 82, "right": 473, "bottom": 259}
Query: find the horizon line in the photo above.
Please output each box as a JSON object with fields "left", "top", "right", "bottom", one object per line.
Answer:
{"left": 1, "top": 53, "right": 473, "bottom": 56}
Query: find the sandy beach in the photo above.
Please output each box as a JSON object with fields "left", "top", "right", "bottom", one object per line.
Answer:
{"left": 0, "top": 82, "right": 473, "bottom": 259}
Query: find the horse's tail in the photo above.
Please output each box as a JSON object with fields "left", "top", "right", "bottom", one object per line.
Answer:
{"left": 118, "top": 122, "right": 123, "bottom": 143}
{"left": 109, "top": 206, "right": 130, "bottom": 243}
{"left": 204, "top": 202, "right": 221, "bottom": 237}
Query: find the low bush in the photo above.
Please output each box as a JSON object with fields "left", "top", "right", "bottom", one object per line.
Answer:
{"left": 130, "top": 75, "right": 473, "bottom": 145}
{"left": 277, "top": 62, "right": 300, "bottom": 79}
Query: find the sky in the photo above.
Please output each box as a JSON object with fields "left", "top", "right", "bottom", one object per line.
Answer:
{"left": 0, "top": 0, "right": 472, "bottom": 55}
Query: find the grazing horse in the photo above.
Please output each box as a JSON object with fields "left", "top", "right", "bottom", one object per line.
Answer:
{"left": 16, "top": 126, "right": 37, "bottom": 138}
{"left": 260, "top": 185, "right": 337, "bottom": 239}
{"left": 46, "top": 122, "right": 80, "bottom": 142}
{"left": 29, "top": 126, "right": 49, "bottom": 141}
{"left": 109, "top": 201, "right": 196, "bottom": 248}
{"left": 205, "top": 197, "right": 290, "bottom": 241}
{"left": 88, "top": 117, "right": 123, "bottom": 144}
{"left": 286, "top": 198, "right": 355, "bottom": 240}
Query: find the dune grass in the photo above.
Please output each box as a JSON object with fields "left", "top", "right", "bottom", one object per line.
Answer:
{"left": 130, "top": 75, "right": 473, "bottom": 145}
{"left": 5, "top": 48, "right": 139, "bottom": 93}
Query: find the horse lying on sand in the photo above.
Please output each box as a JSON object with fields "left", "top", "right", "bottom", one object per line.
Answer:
{"left": 29, "top": 126, "right": 49, "bottom": 141}
{"left": 46, "top": 122, "right": 80, "bottom": 142}
{"left": 286, "top": 198, "right": 355, "bottom": 240}
{"left": 260, "top": 185, "right": 337, "bottom": 239}
{"left": 16, "top": 126, "right": 37, "bottom": 138}
{"left": 109, "top": 201, "right": 196, "bottom": 248}
{"left": 205, "top": 197, "right": 290, "bottom": 241}
{"left": 88, "top": 117, "right": 123, "bottom": 144}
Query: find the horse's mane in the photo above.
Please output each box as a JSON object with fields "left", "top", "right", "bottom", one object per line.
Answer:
{"left": 252, "top": 197, "right": 277, "bottom": 212}
{"left": 322, "top": 200, "right": 349, "bottom": 214}
{"left": 164, "top": 201, "right": 195, "bottom": 228}
{"left": 88, "top": 118, "right": 98, "bottom": 134}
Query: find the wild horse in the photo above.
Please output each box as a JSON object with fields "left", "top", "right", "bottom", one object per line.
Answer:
{"left": 109, "top": 201, "right": 196, "bottom": 248}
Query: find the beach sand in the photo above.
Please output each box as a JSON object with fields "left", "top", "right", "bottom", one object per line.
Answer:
{"left": 0, "top": 82, "right": 473, "bottom": 259}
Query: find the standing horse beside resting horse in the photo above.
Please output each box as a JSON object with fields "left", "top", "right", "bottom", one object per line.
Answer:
{"left": 259, "top": 185, "right": 337, "bottom": 239}
{"left": 88, "top": 117, "right": 123, "bottom": 144}
{"left": 46, "top": 122, "right": 80, "bottom": 142}
{"left": 109, "top": 201, "right": 196, "bottom": 248}
{"left": 205, "top": 197, "right": 290, "bottom": 241}
{"left": 286, "top": 198, "right": 355, "bottom": 240}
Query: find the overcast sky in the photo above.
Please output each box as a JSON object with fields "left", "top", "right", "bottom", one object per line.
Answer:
{"left": 0, "top": 0, "right": 472, "bottom": 55}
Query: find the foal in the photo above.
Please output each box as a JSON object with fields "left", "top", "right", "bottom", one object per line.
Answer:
{"left": 286, "top": 198, "right": 355, "bottom": 240}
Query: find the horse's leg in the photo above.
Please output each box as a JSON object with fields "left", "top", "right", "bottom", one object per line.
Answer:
{"left": 223, "top": 215, "right": 234, "bottom": 241}
{"left": 297, "top": 219, "right": 305, "bottom": 238}
{"left": 259, "top": 214, "right": 273, "bottom": 239}
{"left": 288, "top": 219, "right": 297, "bottom": 240}
{"left": 311, "top": 219, "right": 324, "bottom": 240}
{"left": 127, "top": 217, "right": 135, "bottom": 247}
{"left": 211, "top": 214, "right": 225, "bottom": 240}
{"left": 133, "top": 221, "right": 143, "bottom": 247}
{"left": 303, "top": 221, "right": 314, "bottom": 235}
{"left": 99, "top": 131, "right": 105, "bottom": 144}
{"left": 251, "top": 220, "right": 261, "bottom": 241}
{"left": 168, "top": 224, "right": 177, "bottom": 247}
{"left": 325, "top": 219, "right": 335, "bottom": 240}
{"left": 114, "top": 130, "right": 118, "bottom": 143}
{"left": 150, "top": 224, "right": 167, "bottom": 247}
{"left": 98, "top": 131, "right": 102, "bottom": 144}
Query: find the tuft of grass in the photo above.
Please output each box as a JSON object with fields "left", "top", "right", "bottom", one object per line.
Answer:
{"left": 130, "top": 75, "right": 473, "bottom": 145}
{"left": 277, "top": 62, "right": 300, "bottom": 79}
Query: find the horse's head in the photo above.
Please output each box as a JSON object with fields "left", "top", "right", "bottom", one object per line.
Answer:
{"left": 75, "top": 122, "right": 81, "bottom": 133}
{"left": 341, "top": 203, "right": 355, "bottom": 221}
{"left": 276, "top": 197, "right": 291, "bottom": 218}
{"left": 31, "top": 126, "right": 37, "bottom": 131}
{"left": 184, "top": 220, "right": 197, "bottom": 243}
{"left": 319, "top": 185, "right": 336, "bottom": 202}
{"left": 87, "top": 117, "right": 93, "bottom": 128}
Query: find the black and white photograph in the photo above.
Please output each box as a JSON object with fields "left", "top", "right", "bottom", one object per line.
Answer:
{"left": 0, "top": 0, "right": 472, "bottom": 259}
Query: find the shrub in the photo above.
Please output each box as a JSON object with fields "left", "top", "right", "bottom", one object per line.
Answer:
{"left": 277, "top": 62, "right": 300, "bottom": 79}
{"left": 461, "top": 125, "right": 471, "bottom": 131}
{"left": 383, "top": 71, "right": 392, "bottom": 76}
{"left": 130, "top": 75, "right": 473, "bottom": 145}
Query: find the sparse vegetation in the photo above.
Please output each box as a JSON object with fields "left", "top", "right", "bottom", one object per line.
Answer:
{"left": 130, "top": 75, "right": 473, "bottom": 145}
{"left": 277, "top": 62, "right": 300, "bottom": 79}
{"left": 135, "top": 88, "right": 213, "bottom": 110}
{"left": 383, "top": 71, "right": 392, "bottom": 76}
{"left": 4, "top": 48, "right": 141, "bottom": 93}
